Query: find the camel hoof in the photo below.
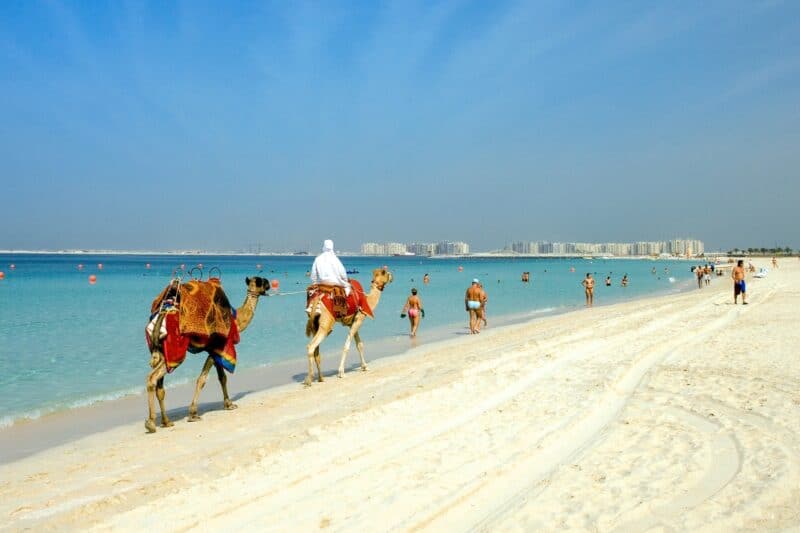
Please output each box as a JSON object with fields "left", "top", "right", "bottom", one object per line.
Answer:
{"left": 161, "top": 418, "right": 174, "bottom": 428}
{"left": 224, "top": 402, "right": 238, "bottom": 411}
{"left": 187, "top": 414, "right": 201, "bottom": 422}
{"left": 361, "top": 365, "right": 369, "bottom": 372}
{"left": 337, "top": 371, "right": 344, "bottom": 379}
{"left": 318, "top": 375, "right": 325, "bottom": 382}
{"left": 145, "top": 419, "right": 157, "bottom": 433}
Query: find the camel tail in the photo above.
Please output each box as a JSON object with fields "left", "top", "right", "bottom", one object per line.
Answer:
{"left": 306, "top": 315, "right": 319, "bottom": 338}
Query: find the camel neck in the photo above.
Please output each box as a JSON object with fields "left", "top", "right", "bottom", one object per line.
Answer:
{"left": 236, "top": 291, "right": 261, "bottom": 332}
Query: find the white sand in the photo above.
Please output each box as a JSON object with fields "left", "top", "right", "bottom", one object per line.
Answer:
{"left": 2, "top": 260, "right": 799, "bottom": 531}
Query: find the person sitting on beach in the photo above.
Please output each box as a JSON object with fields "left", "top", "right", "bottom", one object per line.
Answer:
{"left": 465, "top": 279, "right": 483, "bottom": 334}
{"left": 401, "top": 288, "right": 424, "bottom": 337}
{"left": 732, "top": 259, "right": 747, "bottom": 305}
{"left": 582, "top": 273, "right": 595, "bottom": 307}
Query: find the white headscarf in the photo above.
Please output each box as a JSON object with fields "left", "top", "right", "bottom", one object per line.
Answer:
{"left": 323, "top": 239, "right": 334, "bottom": 253}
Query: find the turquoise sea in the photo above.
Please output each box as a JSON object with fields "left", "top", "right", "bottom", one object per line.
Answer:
{"left": 0, "top": 253, "right": 695, "bottom": 427}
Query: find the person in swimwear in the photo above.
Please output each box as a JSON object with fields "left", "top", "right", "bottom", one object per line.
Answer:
{"left": 423, "top": 273, "right": 430, "bottom": 285}
{"left": 621, "top": 274, "right": 628, "bottom": 287}
{"left": 582, "top": 273, "right": 595, "bottom": 307}
{"left": 479, "top": 282, "right": 488, "bottom": 326}
{"left": 605, "top": 275, "right": 611, "bottom": 287}
{"left": 732, "top": 259, "right": 747, "bottom": 304}
{"left": 465, "top": 279, "right": 483, "bottom": 334}
{"left": 401, "top": 288, "right": 424, "bottom": 337}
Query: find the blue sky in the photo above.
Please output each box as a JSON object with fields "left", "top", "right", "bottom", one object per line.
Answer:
{"left": 1, "top": 1, "right": 798, "bottom": 252}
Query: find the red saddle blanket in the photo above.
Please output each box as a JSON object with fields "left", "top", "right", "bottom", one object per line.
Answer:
{"left": 314, "top": 279, "right": 373, "bottom": 319}
{"left": 148, "top": 278, "right": 240, "bottom": 373}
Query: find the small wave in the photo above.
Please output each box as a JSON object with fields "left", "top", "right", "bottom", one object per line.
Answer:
{"left": 526, "top": 307, "right": 558, "bottom": 316}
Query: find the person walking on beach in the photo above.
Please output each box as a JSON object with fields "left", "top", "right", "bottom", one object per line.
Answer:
{"left": 479, "top": 283, "right": 488, "bottom": 327}
{"left": 401, "top": 288, "right": 424, "bottom": 337}
{"left": 704, "top": 264, "right": 711, "bottom": 286}
{"left": 465, "top": 279, "right": 483, "bottom": 334}
{"left": 732, "top": 259, "right": 747, "bottom": 304}
{"left": 582, "top": 273, "right": 595, "bottom": 307}
{"left": 696, "top": 266, "right": 704, "bottom": 289}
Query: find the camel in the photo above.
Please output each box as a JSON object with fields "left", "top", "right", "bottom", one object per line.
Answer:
{"left": 145, "top": 276, "right": 269, "bottom": 433}
{"left": 304, "top": 268, "right": 393, "bottom": 386}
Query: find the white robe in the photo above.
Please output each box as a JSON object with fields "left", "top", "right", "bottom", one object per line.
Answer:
{"left": 310, "top": 251, "right": 351, "bottom": 295}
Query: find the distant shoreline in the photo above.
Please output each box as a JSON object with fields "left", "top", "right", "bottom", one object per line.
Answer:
{"left": 0, "top": 249, "right": 714, "bottom": 260}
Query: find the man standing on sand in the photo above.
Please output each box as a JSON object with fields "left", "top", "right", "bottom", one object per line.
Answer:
{"left": 401, "top": 288, "right": 424, "bottom": 337}
{"left": 582, "top": 273, "right": 595, "bottom": 307}
{"left": 465, "top": 279, "right": 483, "bottom": 334}
{"left": 732, "top": 259, "right": 747, "bottom": 304}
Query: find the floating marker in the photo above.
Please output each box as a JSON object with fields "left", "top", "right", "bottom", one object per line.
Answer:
{"left": 256, "top": 263, "right": 262, "bottom": 270}
{"left": 271, "top": 279, "right": 280, "bottom": 290}
{"left": 0, "top": 271, "right": 5, "bottom": 280}
{"left": 97, "top": 263, "right": 103, "bottom": 270}
{"left": 78, "top": 264, "right": 84, "bottom": 270}
{"left": 89, "top": 274, "right": 97, "bottom": 285}
{"left": 145, "top": 263, "right": 151, "bottom": 269}
{"left": 9, "top": 264, "right": 15, "bottom": 270}
{"left": 458, "top": 266, "right": 464, "bottom": 272}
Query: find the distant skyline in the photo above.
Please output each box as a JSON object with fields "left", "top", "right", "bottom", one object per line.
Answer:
{"left": 1, "top": 1, "right": 799, "bottom": 253}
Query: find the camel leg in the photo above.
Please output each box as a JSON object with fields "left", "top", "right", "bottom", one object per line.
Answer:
{"left": 145, "top": 353, "right": 167, "bottom": 433}
{"left": 156, "top": 376, "right": 173, "bottom": 428}
{"left": 215, "top": 361, "right": 237, "bottom": 410}
{"left": 354, "top": 330, "right": 368, "bottom": 372}
{"left": 188, "top": 355, "right": 215, "bottom": 421}
{"left": 339, "top": 316, "right": 367, "bottom": 377}
{"left": 305, "top": 331, "right": 325, "bottom": 386}
{"left": 314, "top": 346, "right": 323, "bottom": 383}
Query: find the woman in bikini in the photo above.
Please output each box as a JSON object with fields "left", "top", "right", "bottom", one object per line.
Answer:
{"left": 401, "top": 288, "right": 424, "bottom": 337}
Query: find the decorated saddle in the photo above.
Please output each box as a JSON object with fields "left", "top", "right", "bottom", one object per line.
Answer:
{"left": 146, "top": 278, "right": 240, "bottom": 373}
{"left": 308, "top": 279, "right": 373, "bottom": 319}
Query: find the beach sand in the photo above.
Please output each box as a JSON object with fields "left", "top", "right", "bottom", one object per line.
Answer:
{"left": 1, "top": 260, "right": 798, "bottom": 531}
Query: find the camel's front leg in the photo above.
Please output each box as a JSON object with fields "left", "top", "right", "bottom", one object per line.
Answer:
{"left": 215, "top": 361, "right": 237, "bottom": 410}
{"left": 145, "top": 353, "right": 167, "bottom": 433}
{"left": 353, "top": 330, "right": 368, "bottom": 372}
{"left": 188, "top": 355, "right": 215, "bottom": 421}
{"left": 338, "top": 316, "right": 366, "bottom": 378}
{"left": 156, "top": 376, "right": 173, "bottom": 428}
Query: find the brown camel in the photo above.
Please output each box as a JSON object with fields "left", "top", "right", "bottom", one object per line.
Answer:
{"left": 145, "top": 276, "right": 269, "bottom": 433}
{"left": 304, "top": 268, "right": 393, "bottom": 386}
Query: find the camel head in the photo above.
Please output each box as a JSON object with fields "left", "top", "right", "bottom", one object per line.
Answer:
{"left": 245, "top": 276, "right": 270, "bottom": 296}
{"left": 371, "top": 268, "right": 393, "bottom": 291}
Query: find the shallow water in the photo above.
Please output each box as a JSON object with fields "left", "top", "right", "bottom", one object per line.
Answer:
{"left": 0, "top": 253, "right": 695, "bottom": 426}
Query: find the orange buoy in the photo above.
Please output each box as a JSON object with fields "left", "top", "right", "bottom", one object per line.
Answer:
{"left": 270, "top": 279, "right": 280, "bottom": 290}
{"left": 97, "top": 263, "right": 103, "bottom": 270}
{"left": 0, "top": 271, "right": 5, "bottom": 280}
{"left": 89, "top": 274, "right": 97, "bottom": 285}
